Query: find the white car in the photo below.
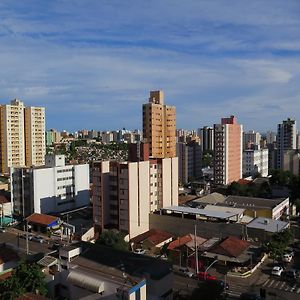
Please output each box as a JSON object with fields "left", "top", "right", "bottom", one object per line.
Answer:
{"left": 282, "top": 253, "right": 292, "bottom": 263}
{"left": 271, "top": 266, "right": 284, "bottom": 276}
{"left": 178, "top": 267, "right": 194, "bottom": 278}
{"left": 133, "top": 248, "right": 146, "bottom": 255}
{"left": 32, "top": 235, "right": 44, "bottom": 243}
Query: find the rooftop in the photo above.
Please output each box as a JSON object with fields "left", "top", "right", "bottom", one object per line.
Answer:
{"left": 247, "top": 217, "right": 289, "bottom": 233}
{"left": 162, "top": 206, "right": 239, "bottom": 220}
{"left": 192, "top": 192, "right": 226, "bottom": 205}
{"left": 26, "top": 213, "right": 60, "bottom": 227}
{"left": 130, "top": 229, "right": 173, "bottom": 246}
{"left": 223, "top": 195, "right": 286, "bottom": 209}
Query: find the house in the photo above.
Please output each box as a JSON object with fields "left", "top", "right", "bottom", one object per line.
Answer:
{"left": 0, "top": 243, "right": 19, "bottom": 273}
{"left": 130, "top": 229, "right": 173, "bottom": 253}
{"left": 26, "top": 213, "right": 61, "bottom": 233}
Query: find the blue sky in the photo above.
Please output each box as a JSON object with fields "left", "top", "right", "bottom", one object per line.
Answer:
{"left": 1, "top": 0, "right": 300, "bottom": 132}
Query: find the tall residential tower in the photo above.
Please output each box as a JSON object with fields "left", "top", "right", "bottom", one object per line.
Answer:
{"left": 143, "top": 91, "right": 176, "bottom": 158}
{"left": 214, "top": 115, "right": 243, "bottom": 185}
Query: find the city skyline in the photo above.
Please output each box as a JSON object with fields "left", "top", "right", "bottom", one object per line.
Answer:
{"left": 1, "top": 1, "right": 300, "bottom": 132}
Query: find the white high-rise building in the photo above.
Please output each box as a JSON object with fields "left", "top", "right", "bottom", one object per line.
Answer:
{"left": 243, "top": 149, "right": 269, "bottom": 177}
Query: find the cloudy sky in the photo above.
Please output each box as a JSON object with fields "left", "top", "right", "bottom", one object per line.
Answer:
{"left": 1, "top": 0, "right": 300, "bottom": 132}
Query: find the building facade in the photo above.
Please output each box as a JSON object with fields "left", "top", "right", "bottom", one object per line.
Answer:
{"left": 243, "top": 148, "right": 269, "bottom": 177}
{"left": 92, "top": 157, "right": 178, "bottom": 238}
{"left": 11, "top": 154, "right": 90, "bottom": 218}
{"left": 0, "top": 99, "right": 45, "bottom": 174}
{"left": 177, "top": 141, "right": 202, "bottom": 184}
{"left": 143, "top": 91, "right": 176, "bottom": 158}
{"left": 214, "top": 115, "right": 243, "bottom": 185}
{"left": 277, "top": 118, "right": 297, "bottom": 169}
{"left": 243, "top": 130, "right": 261, "bottom": 150}
{"left": 25, "top": 106, "right": 46, "bottom": 166}
{"left": 199, "top": 126, "right": 214, "bottom": 152}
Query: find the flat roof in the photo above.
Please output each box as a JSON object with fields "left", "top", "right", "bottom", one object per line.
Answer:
{"left": 222, "top": 195, "right": 287, "bottom": 209}
{"left": 247, "top": 217, "right": 289, "bottom": 233}
{"left": 203, "top": 205, "right": 245, "bottom": 215}
{"left": 162, "top": 206, "right": 238, "bottom": 220}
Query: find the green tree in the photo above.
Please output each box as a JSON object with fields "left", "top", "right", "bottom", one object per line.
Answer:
{"left": 96, "top": 230, "right": 129, "bottom": 251}
{"left": 0, "top": 261, "right": 47, "bottom": 300}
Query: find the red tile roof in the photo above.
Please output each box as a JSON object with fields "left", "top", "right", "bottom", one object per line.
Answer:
{"left": 26, "top": 213, "right": 59, "bottom": 227}
{"left": 0, "top": 195, "right": 9, "bottom": 204}
{"left": 167, "top": 235, "right": 192, "bottom": 250}
{"left": 130, "top": 229, "right": 172, "bottom": 246}
{"left": 237, "top": 179, "right": 252, "bottom": 185}
{"left": 210, "top": 236, "right": 250, "bottom": 258}
{"left": 0, "top": 270, "right": 13, "bottom": 281}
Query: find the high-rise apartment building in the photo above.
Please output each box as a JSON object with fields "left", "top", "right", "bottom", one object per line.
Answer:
{"left": 0, "top": 99, "right": 45, "bottom": 174}
{"left": 243, "top": 149, "right": 269, "bottom": 177}
{"left": 143, "top": 91, "right": 176, "bottom": 158}
{"left": 277, "top": 118, "right": 297, "bottom": 169}
{"left": 214, "top": 116, "right": 243, "bottom": 185}
{"left": 25, "top": 106, "right": 45, "bottom": 166}
{"left": 199, "top": 126, "right": 214, "bottom": 152}
{"left": 92, "top": 157, "right": 178, "bottom": 238}
{"left": 243, "top": 130, "right": 261, "bottom": 150}
{"left": 0, "top": 99, "right": 26, "bottom": 174}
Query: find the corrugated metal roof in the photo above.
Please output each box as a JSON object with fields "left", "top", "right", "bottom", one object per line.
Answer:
{"left": 67, "top": 268, "right": 105, "bottom": 293}
{"left": 247, "top": 217, "right": 289, "bottom": 233}
{"left": 163, "top": 206, "right": 238, "bottom": 219}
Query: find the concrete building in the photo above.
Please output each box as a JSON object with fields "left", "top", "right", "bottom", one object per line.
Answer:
{"left": 0, "top": 99, "right": 26, "bottom": 174}
{"left": 282, "top": 150, "right": 300, "bottom": 175}
{"left": 25, "top": 106, "right": 46, "bottom": 166}
{"left": 214, "top": 115, "right": 243, "bottom": 185}
{"left": 11, "top": 154, "right": 90, "bottom": 219}
{"left": 277, "top": 118, "right": 297, "bottom": 169}
{"left": 243, "top": 148, "right": 269, "bottom": 177}
{"left": 0, "top": 99, "right": 46, "bottom": 174}
{"left": 46, "top": 129, "right": 61, "bottom": 146}
{"left": 177, "top": 141, "right": 202, "bottom": 184}
{"left": 92, "top": 157, "right": 178, "bottom": 239}
{"left": 266, "top": 131, "right": 276, "bottom": 144}
{"left": 199, "top": 126, "right": 214, "bottom": 152}
{"left": 243, "top": 130, "right": 261, "bottom": 150}
{"left": 143, "top": 90, "right": 176, "bottom": 158}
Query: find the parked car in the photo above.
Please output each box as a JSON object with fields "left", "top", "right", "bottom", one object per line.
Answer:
{"left": 177, "top": 267, "right": 194, "bottom": 278}
{"left": 284, "top": 269, "right": 299, "bottom": 280}
{"left": 282, "top": 253, "right": 293, "bottom": 263}
{"left": 0, "top": 227, "right": 6, "bottom": 233}
{"left": 239, "top": 292, "right": 262, "bottom": 300}
{"left": 31, "top": 235, "right": 44, "bottom": 243}
{"left": 195, "top": 271, "right": 217, "bottom": 281}
{"left": 271, "top": 266, "right": 284, "bottom": 276}
{"left": 20, "top": 233, "right": 34, "bottom": 240}
{"left": 133, "top": 248, "right": 146, "bottom": 255}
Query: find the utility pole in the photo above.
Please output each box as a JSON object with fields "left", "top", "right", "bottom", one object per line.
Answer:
{"left": 194, "top": 224, "right": 199, "bottom": 274}
{"left": 25, "top": 221, "right": 29, "bottom": 254}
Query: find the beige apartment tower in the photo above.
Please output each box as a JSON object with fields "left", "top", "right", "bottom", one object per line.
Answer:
{"left": 0, "top": 99, "right": 26, "bottom": 174}
{"left": 0, "top": 99, "right": 45, "bottom": 174}
{"left": 214, "top": 115, "right": 243, "bottom": 185}
{"left": 143, "top": 91, "right": 176, "bottom": 158}
{"left": 25, "top": 106, "right": 46, "bottom": 166}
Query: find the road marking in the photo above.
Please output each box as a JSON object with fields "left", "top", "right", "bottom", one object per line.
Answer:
{"left": 268, "top": 279, "right": 275, "bottom": 287}
{"left": 262, "top": 279, "right": 270, "bottom": 287}
{"left": 284, "top": 285, "right": 290, "bottom": 291}
{"left": 273, "top": 281, "right": 280, "bottom": 288}
{"left": 296, "top": 287, "right": 300, "bottom": 293}
{"left": 290, "top": 284, "right": 297, "bottom": 291}
{"left": 279, "top": 282, "right": 285, "bottom": 289}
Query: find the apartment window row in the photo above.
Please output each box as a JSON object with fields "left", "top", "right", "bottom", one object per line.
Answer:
{"left": 57, "top": 184, "right": 74, "bottom": 190}
{"left": 57, "top": 176, "right": 74, "bottom": 181}
{"left": 57, "top": 168, "right": 73, "bottom": 173}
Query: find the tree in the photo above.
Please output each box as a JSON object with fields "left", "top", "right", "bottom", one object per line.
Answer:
{"left": 96, "top": 230, "right": 129, "bottom": 251}
{"left": 0, "top": 261, "right": 47, "bottom": 300}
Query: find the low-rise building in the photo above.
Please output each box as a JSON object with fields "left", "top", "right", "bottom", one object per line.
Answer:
{"left": 11, "top": 154, "right": 90, "bottom": 219}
